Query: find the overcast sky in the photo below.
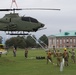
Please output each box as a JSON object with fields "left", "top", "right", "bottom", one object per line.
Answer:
{"left": 0, "top": 0, "right": 76, "bottom": 40}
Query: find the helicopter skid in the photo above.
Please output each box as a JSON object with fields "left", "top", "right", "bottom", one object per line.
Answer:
{"left": 5, "top": 31, "right": 29, "bottom": 35}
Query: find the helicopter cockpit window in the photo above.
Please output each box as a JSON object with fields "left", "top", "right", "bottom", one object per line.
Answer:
{"left": 21, "top": 17, "right": 38, "bottom": 23}
{"left": 30, "top": 17, "right": 38, "bottom": 23}
{"left": 21, "top": 17, "right": 30, "bottom": 22}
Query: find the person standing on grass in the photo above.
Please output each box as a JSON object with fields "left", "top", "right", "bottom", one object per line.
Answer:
{"left": 13, "top": 46, "right": 17, "bottom": 57}
{"left": 56, "top": 50, "right": 62, "bottom": 66}
{"left": 69, "top": 48, "right": 75, "bottom": 63}
{"left": 53, "top": 46, "right": 56, "bottom": 57}
{"left": 46, "top": 50, "right": 53, "bottom": 64}
{"left": 0, "top": 52, "right": 2, "bottom": 57}
{"left": 5, "top": 46, "right": 9, "bottom": 55}
{"left": 63, "top": 48, "right": 69, "bottom": 66}
{"left": 25, "top": 48, "right": 28, "bottom": 58}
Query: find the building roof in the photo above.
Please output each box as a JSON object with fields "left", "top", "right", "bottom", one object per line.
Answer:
{"left": 49, "top": 31, "right": 76, "bottom": 37}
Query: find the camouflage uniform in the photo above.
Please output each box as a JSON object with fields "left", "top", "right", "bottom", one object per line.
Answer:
{"left": 25, "top": 48, "right": 28, "bottom": 58}
{"left": 56, "top": 50, "right": 62, "bottom": 66}
{"left": 63, "top": 49, "right": 69, "bottom": 66}
{"left": 47, "top": 50, "right": 53, "bottom": 64}
{"left": 69, "top": 49, "right": 75, "bottom": 63}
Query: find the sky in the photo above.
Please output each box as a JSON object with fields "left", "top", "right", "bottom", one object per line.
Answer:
{"left": 0, "top": 0, "right": 76, "bottom": 41}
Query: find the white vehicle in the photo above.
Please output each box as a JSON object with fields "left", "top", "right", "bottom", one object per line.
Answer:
{"left": 0, "top": 44, "right": 7, "bottom": 55}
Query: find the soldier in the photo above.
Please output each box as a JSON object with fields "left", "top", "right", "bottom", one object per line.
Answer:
{"left": 25, "top": 48, "right": 28, "bottom": 58}
{"left": 69, "top": 48, "right": 75, "bottom": 63}
{"left": 56, "top": 50, "right": 62, "bottom": 66}
{"left": 46, "top": 50, "right": 53, "bottom": 64}
{"left": 0, "top": 52, "right": 2, "bottom": 57}
{"left": 53, "top": 46, "right": 56, "bottom": 57}
{"left": 13, "top": 46, "right": 16, "bottom": 57}
{"left": 63, "top": 48, "right": 69, "bottom": 66}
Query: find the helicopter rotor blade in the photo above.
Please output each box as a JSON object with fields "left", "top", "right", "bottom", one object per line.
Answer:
{"left": 0, "top": 9, "right": 10, "bottom": 11}
{"left": 22, "top": 8, "right": 60, "bottom": 11}
{"left": 0, "top": 8, "right": 22, "bottom": 11}
{"left": 0, "top": 8, "right": 60, "bottom": 11}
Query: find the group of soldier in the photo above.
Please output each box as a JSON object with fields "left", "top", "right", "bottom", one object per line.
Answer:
{"left": 12, "top": 45, "right": 75, "bottom": 66}
{"left": 13, "top": 46, "right": 28, "bottom": 58}
{"left": 46, "top": 46, "right": 75, "bottom": 67}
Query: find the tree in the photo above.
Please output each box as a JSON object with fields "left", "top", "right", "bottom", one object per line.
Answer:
{"left": 16, "top": 36, "right": 26, "bottom": 48}
{"left": 5, "top": 36, "right": 26, "bottom": 48}
{"left": 25, "top": 35, "right": 37, "bottom": 48}
{"left": 39, "top": 34, "right": 48, "bottom": 48}
{"left": 5, "top": 35, "right": 48, "bottom": 48}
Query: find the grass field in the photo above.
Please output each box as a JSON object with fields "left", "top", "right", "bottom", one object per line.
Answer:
{"left": 0, "top": 48, "right": 76, "bottom": 75}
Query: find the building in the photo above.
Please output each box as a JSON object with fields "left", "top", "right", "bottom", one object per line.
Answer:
{"left": 48, "top": 31, "right": 76, "bottom": 48}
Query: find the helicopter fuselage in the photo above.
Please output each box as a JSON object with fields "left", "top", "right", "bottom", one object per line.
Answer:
{"left": 0, "top": 13, "right": 44, "bottom": 32}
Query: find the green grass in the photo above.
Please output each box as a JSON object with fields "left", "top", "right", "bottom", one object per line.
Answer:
{"left": 0, "top": 48, "right": 76, "bottom": 75}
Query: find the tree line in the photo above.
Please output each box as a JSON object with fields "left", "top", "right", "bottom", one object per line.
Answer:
{"left": 4, "top": 34, "right": 48, "bottom": 49}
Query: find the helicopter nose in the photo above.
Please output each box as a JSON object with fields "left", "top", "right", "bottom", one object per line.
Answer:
{"left": 41, "top": 23, "right": 44, "bottom": 27}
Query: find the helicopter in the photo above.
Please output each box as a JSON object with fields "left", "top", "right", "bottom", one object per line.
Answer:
{"left": 0, "top": 8, "right": 60, "bottom": 35}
